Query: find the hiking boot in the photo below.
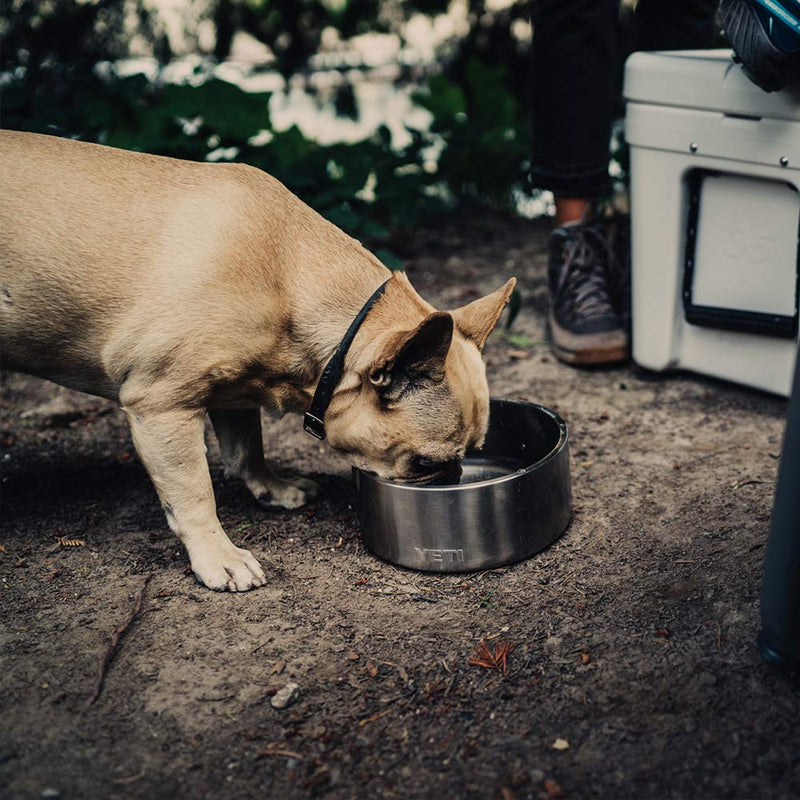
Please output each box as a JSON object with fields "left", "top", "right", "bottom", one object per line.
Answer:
{"left": 547, "top": 220, "right": 629, "bottom": 365}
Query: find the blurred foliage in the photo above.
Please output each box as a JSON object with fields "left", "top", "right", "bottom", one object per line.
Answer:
{"left": 1, "top": 0, "right": 538, "bottom": 262}
{"left": 414, "top": 58, "right": 530, "bottom": 205}
{"left": 1, "top": 0, "right": 170, "bottom": 129}
{"left": 2, "top": 66, "right": 454, "bottom": 259}
{"left": 210, "top": 0, "right": 453, "bottom": 77}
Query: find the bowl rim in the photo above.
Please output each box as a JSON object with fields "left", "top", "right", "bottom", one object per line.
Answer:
{"left": 354, "top": 397, "right": 569, "bottom": 493}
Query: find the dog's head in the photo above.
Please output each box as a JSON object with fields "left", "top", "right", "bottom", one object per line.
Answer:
{"left": 325, "top": 276, "right": 516, "bottom": 483}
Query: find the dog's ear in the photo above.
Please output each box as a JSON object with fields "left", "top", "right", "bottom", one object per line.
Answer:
{"left": 369, "top": 312, "right": 454, "bottom": 400}
{"left": 450, "top": 277, "right": 516, "bottom": 351}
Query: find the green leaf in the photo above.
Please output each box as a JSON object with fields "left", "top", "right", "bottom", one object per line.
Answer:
{"left": 359, "top": 219, "right": 390, "bottom": 241}
{"left": 323, "top": 202, "right": 362, "bottom": 232}
{"left": 412, "top": 74, "right": 466, "bottom": 124}
{"left": 160, "top": 80, "right": 271, "bottom": 139}
{"left": 493, "top": 330, "right": 543, "bottom": 349}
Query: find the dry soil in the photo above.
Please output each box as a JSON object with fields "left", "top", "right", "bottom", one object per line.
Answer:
{"left": 1, "top": 212, "right": 798, "bottom": 800}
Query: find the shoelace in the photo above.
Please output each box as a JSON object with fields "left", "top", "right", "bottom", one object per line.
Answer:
{"left": 555, "top": 225, "right": 616, "bottom": 321}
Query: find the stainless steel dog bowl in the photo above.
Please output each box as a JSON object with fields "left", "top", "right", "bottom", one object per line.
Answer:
{"left": 353, "top": 398, "right": 571, "bottom": 572}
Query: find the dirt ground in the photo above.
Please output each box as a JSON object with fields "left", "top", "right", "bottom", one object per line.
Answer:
{"left": 1, "top": 212, "right": 798, "bottom": 800}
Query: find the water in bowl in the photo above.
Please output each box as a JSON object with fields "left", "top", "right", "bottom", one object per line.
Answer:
{"left": 451, "top": 456, "right": 521, "bottom": 485}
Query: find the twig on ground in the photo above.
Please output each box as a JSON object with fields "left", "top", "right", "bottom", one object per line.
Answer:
{"left": 258, "top": 744, "right": 304, "bottom": 759}
{"left": 733, "top": 479, "right": 766, "bottom": 491}
{"left": 87, "top": 574, "right": 152, "bottom": 707}
{"left": 56, "top": 536, "right": 85, "bottom": 547}
{"left": 358, "top": 708, "right": 392, "bottom": 727}
{"left": 112, "top": 771, "right": 145, "bottom": 785}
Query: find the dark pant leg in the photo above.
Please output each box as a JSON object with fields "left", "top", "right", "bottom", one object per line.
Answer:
{"left": 530, "top": 0, "right": 620, "bottom": 198}
{"left": 636, "top": 0, "right": 719, "bottom": 50}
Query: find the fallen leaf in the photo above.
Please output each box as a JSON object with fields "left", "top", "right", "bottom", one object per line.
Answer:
{"left": 366, "top": 662, "right": 378, "bottom": 678}
{"left": 501, "top": 788, "right": 516, "bottom": 800}
{"left": 468, "top": 639, "right": 515, "bottom": 675}
{"left": 354, "top": 578, "right": 368, "bottom": 586}
{"left": 506, "top": 348, "right": 529, "bottom": 360}
{"left": 580, "top": 652, "right": 590, "bottom": 665}
{"left": 551, "top": 738, "right": 570, "bottom": 751}
{"left": 544, "top": 779, "right": 564, "bottom": 798}
{"left": 269, "top": 659, "right": 286, "bottom": 676}
{"left": 654, "top": 629, "right": 671, "bottom": 639}
{"left": 347, "top": 651, "right": 360, "bottom": 661}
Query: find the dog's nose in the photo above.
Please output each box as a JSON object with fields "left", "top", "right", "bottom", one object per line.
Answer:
{"left": 426, "top": 462, "right": 463, "bottom": 486}
{"left": 410, "top": 457, "right": 463, "bottom": 485}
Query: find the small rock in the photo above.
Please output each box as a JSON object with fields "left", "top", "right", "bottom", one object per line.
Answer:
{"left": 41, "top": 790, "right": 61, "bottom": 799}
{"left": 270, "top": 682, "right": 300, "bottom": 710}
{"left": 697, "top": 671, "right": 717, "bottom": 687}
{"left": 551, "top": 737, "right": 570, "bottom": 751}
{"left": 529, "top": 769, "right": 545, "bottom": 784}
{"left": 544, "top": 637, "right": 563, "bottom": 654}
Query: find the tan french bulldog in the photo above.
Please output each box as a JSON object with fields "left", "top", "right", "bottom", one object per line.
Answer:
{"left": 0, "top": 130, "right": 515, "bottom": 591}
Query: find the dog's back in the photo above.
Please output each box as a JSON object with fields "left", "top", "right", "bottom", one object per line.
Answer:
{"left": 0, "top": 131, "right": 270, "bottom": 395}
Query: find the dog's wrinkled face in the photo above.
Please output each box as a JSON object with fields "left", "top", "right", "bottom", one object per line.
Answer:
{"left": 325, "top": 280, "right": 515, "bottom": 483}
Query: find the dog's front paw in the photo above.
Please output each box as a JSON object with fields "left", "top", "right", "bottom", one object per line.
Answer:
{"left": 189, "top": 539, "right": 266, "bottom": 592}
{"left": 251, "top": 475, "right": 319, "bottom": 510}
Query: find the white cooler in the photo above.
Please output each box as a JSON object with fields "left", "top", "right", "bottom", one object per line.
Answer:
{"left": 624, "top": 50, "right": 800, "bottom": 396}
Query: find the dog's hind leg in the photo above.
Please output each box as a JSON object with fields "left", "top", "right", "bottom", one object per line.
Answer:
{"left": 122, "top": 404, "right": 267, "bottom": 592}
{"left": 209, "top": 408, "right": 318, "bottom": 510}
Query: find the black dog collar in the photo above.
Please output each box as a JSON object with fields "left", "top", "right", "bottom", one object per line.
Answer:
{"left": 303, "top": 279, "right": 390, "bottom": 440}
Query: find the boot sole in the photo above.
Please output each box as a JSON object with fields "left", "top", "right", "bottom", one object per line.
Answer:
{"left": 552, "top": 340, "right": 630, "bottom": 365}
{"left": 549, "top": 313, "right": 630, "bottom": 366}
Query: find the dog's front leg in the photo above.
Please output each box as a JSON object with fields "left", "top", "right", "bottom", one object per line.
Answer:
{"left": 123, "top": 405, "right": 266, "bottom": 591}
{"left": 210, "top": 409, "right": 318, "bottom": 510}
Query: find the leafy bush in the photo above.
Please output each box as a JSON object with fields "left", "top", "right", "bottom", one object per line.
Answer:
{"left": 2, "top": 58, "right": 533, "bottom": 266}
{"left": 413, "top": 58, "right": 530, "bottom": 206}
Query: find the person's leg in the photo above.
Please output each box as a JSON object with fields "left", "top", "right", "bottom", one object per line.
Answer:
{"left": 555, "top": 197, "right": 592, "bottom": 227}
{"left": 532, "top": 0, "right": 621, "bottom": 220}
{"left": 531, "top": 0, "right": 629, "bottom": 365}
{"left": 636, "top": 0, "right": 719, "bottom": 51}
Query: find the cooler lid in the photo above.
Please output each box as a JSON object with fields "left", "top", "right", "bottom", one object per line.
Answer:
{"left": 624, "top": 50, "right": 800, "bottom": 122}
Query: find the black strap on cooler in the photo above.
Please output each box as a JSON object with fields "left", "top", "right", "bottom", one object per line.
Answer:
{"left": 303, "top": 279, "right": 390, "bottom": 440}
